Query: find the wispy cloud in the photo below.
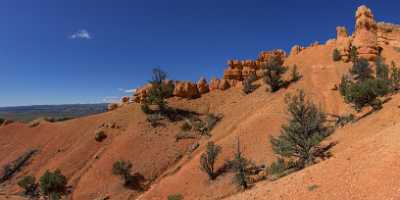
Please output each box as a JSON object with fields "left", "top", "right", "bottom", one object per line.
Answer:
{"left": 69, "top": 29, "right": 92, "bottom": 39}
{"left": 117, "top": 88, "right": 137, "bottom": 93}
{"left": 124, "top": 88, "right": 137, "bottom": 93}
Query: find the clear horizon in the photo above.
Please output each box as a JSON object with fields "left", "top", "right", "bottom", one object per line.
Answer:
{"left": 1, "top": 0, "right": 400, "bottom": 107}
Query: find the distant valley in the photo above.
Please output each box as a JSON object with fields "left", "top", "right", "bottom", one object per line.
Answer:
{"left": 0, "top": 104, "right": 108, "bottom": 122}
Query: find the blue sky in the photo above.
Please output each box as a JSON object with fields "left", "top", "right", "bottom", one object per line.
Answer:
{"left": 1, "top": 0, "right": 400, "bottom": 106}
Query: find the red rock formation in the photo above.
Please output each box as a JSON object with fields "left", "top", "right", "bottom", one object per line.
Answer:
{"left": 121, "top": 96, "right": 130, "bottom": 103}
{"left": 133, "top": 83, "right": 154, "bottom": 103}
{"left": 223, "top": 60, "right": 243, "bottom": 80}
{"left": 218, "top": 79, "right": 230, "bottom": 90}
{"left": 258, "top": 49, "right": 286, "bottom": 64}
{"left": 173, "top": 81, "right": 199, "bottom": 98}
{"left": 241, "top": 60, "right": 257, "bottom": 80}
{"left": 353, "top": 5, "right": 378, "bottom": 61}
{"left": 336, "top": 26, "right": 352, "bottom": 62}
{"left": 377, "top": 22, "right": 400, "bottom": 48}
{"left": 325, "top": 39, "right": 336, "bottom": 46}
{"left": 197, "top": 77, "right": 209, "bottom": 94}
{"left": 209, "top": 78, "right": 220, "bottom": 91}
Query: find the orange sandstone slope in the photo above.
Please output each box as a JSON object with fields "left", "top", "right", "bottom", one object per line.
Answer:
{"left": 226, "top": 87, "right": 400, "bottom": 200}
{"left": 138, "top": 43, "right": 354, "bottom": 200}
{"left": 0, "top": 104, "right": 198, "bottom": 200}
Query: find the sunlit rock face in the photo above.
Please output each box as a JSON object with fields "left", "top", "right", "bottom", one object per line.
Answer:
{"left": 352, "top": 5, "right": 379, "bottom": 61}
{"left": 336, "top": 26, "right": 352, "bottom": 62}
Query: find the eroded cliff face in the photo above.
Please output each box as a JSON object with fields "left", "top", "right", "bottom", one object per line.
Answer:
{"left": 332, "top": 5, "right": 400, "bottom": 62}
{"left": 377, "top": 22, "right": 400, "bottom": 48}
{"left": 352, "top": 5, "right": 379, "bottom": 61}
{"left": 336, "top": 26, "right": 352, "bottom": 62}
{"left": 223, "top": 49, "right": 286, "bottom": 81}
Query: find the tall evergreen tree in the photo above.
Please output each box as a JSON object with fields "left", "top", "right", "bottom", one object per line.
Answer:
{"left": 263, "top": 56, "right": 287, "bottom": 92}
{"left": 270, "top": 90, "right": 329, "bottom": 168}
{"left": 39, "top": 169, "right": 67, "bottom": 200}
{"left": 390, "top": 61, "right": 400, "bottom": 92}
{"left": 349, "top": 58, "right": 373, "bottom": 82}
{"left": 376, "top": 56, "right": 389, "bottom": 81}
{"left": 332, "top": 49, "right": 341, "bottom": 61}
{"left": 231, "top": 138, "right": 250, "bottom": 189}
{"left": 200, "top": 141, "right": 221, "bottom": 180}
{"left": 349, "top": 46, "right": 358, "bottom": 63}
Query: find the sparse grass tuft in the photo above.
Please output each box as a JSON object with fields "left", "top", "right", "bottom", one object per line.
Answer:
{"left": 168, "top": 193, "right": 183, "bottom": 200}
{"left": 308, "top": 184, "right": 319, "bottom": 191}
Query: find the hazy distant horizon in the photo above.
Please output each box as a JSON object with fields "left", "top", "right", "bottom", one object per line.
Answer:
{"left": 0, "top": 102, "right": 109, "bottom": 108}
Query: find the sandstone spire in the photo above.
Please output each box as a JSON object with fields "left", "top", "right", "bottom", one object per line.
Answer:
{"left": 336, "top": 26, "right": 351, "bottom": 61}
{"left": 352, "top": 5, "right": 379, "bottom": 61}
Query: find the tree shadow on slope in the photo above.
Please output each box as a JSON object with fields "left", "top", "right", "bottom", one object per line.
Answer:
{"left": 161, "top": 107, "right": 200, "bottom": 122}
{"left": 313, "top": 141, "right": 338, "bottom": 161}
{"left": 124, "top": 172, "right": 148, "bottom": 191}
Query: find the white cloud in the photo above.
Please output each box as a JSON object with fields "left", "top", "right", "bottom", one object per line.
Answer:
{"left": 124, "top": 88, "right": 137, "bottom": 93}
{"left": 117, "top": 88, "right": 137, "bottom": 93}
{"left": 69, "top": 29, "right": 92, "bottom": 39}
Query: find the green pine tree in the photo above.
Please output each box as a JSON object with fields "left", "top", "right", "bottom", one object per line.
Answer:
{"left": 231, "top": 138, "right": 251, "bottom": 189}
{"left": 332, "top": 49, "right": 341, "bottom": 61}
{"left": 200, "top": 141, "right": 221, "bottom": 180}
{"left": 349, "top": 58, "right": 373, "bottom": 82}
{"left": 270, "top": 90, "right": 329, "bottom": 168}
{"left": 39, "top": 169, "right": 67, "bottom": 200}
{"left": 262, "top": 56, "right": 287, "bottom": 92}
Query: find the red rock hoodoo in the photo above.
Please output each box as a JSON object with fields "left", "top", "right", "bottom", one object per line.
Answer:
{"left": 352, "top": 5, "right": 379, "bottom": 61}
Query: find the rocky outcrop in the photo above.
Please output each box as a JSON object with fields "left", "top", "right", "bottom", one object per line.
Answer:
{"left": 219, "top": 49, "right": 286, "bottom": 91}
{"left": 209, "top": 78, "right": 220, "bottom": 91}
{"left": 218, "top": 79, "right": 231, "bottom": 90}
{"left": 121, "top": 96, "right": 130, "bottom": 103}
{"left": 241, "top": 60, "right": 257, "bottom": 80}
{"left": 133, "top": 83, "right": 154, "bottom": 103}
{"left": 257, "top": 49, "right": 286, "bottom": 64}
{"left": 223, "top": 60, "right": 243, "bottom": 80}
{"left": 173, "top": 81, "right": 199, "bottom": 98}
{"left": 377, "top": 22, "right": 400, "bottom": 48}
{"left": 352, "top": 5, "right": 379, "bottom": 61}
{"left": 255, "top": 49, "right": 286, "bottom": 78}
{"left": 336, "top": 26, "right": 352, "bottom": 61}
{"left": 209, "top": 78, "right": 232, "bottom": 90}
{"left": 197, "top": 77, "right": 209, "bottom": 94}
{"left": 325, "top": 39, "right": 336, "bottom": 46}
